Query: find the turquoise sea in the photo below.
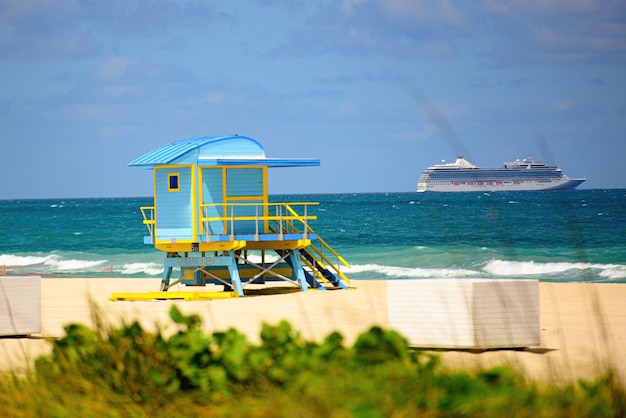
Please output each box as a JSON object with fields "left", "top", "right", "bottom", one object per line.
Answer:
{"left": 1, "top": 190, "right": 625, "bottom": 283}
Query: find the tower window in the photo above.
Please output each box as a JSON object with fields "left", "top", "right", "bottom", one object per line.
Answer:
{"left": 168, "top": 173, "right": 180, "bottom": 192}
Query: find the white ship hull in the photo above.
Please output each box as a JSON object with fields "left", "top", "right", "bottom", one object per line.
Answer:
{"left": 417, "top": 157, "right": 586, "bottom": 193}
{"left": 417, "top": 178, "right": 586, "bottom": 193}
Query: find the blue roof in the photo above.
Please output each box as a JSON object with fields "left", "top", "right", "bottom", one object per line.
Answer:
{"left": 129, "top": 135, "right": 319, "bottom": 168}
{"left": 213, "top": 158, "right": 319, "bottom": 167}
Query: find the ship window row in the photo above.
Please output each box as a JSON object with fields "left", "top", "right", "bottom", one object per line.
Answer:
{"left": 429, "top": 169, "right": 556, "bottom": 174}
{"left": 428, "top": 169, "right": 558, "bottom": 175}
{"left": 426, "top": 173, "right": 560, "bottom": 180}
{"left": 432, "top": 168, "right": 556, "bottom": 172}
{"left": 424, "top": 179, "right": 555, "bottom": 186}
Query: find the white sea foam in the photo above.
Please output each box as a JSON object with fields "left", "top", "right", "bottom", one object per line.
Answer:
{"left": 599, "top": 266, "right": 626, "bottom": 280}
{"left": 346, "top": 263, "right": 478, "bottom": 278}
{"left": 0, "top": 254, "right": 55, "bottom": 266}
{"left": 483, "top": 259, "right": 626, "bottom": 279}
{"left": 344, "top": 260, "right": 626, "bottom": 282}
{"left": 0, "top": 253, "right": 110, "bottom": 272}
{"left": 243, "top": 253, "right": 281, "bottom": 263}
{"left": 43, "top": 257, "right": 107, "bottom": 271}
{"left": 120, "top": 262, "right": 163, "bottom": 276}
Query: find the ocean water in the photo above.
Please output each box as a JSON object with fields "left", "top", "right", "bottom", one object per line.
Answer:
{"left": 1, "top": 190, "right": 625, "bottom": 283}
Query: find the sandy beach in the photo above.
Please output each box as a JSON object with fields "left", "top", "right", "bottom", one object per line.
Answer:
{"left": 1, "top": 279, "right": 625, "bottom": 384}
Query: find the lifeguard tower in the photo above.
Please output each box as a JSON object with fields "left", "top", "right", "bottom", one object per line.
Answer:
{"left": 128, "top": 135, "right": 350, "bottom": 297}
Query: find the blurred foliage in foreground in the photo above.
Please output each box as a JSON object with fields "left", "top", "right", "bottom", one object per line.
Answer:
{"left": 1, "top": 306, "right": 625, "bottom": 417}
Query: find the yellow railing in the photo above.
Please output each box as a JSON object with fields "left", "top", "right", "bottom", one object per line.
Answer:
{"left": 279, "top": 218, "right": 351, "bottom": 284}
{"left": 139, "top": 203, "right": 318, "bottom": 241}
{"left": 138, "top": 202, "right": 349, "bottom": 284}
{"left": 140, "top": 206, "right": 156, "bottom": 243}
{"left": 199, "top": 202, "right": 318, "bottom": 240}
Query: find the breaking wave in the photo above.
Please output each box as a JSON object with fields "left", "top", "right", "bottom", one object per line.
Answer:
{"left": 2, "top": 251, "right": 625, "bottom": 283}
{"left": 341, "top": 259, "right": 626, "bottom": 283}
{"left": 483, "top": 259, "right": 626, "bottom": 281}
{"left": 346, "top": 263, "right": 478, "bottom": 279}
{"left": 0, "top": 254, "right": 55, "bottom": 266}
{"left": 119, "top": 262, "right": 163, "bottom": 276}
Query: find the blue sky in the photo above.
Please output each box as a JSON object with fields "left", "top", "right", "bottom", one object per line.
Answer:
{"left": 1, "top": 0, "right": 625, "bottom": 199}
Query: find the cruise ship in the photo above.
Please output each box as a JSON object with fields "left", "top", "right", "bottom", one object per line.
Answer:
{"left": 417, "top": 157, "right": 586, "bottom": 192}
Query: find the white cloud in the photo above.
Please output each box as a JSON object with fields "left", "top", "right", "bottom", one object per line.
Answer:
{"left": 0, "top": 0, "right": 225, "bottom": 61}
{"left": 206, "top": 92, "right": 225, "bottom": 104}
{"left": 341, "top": 0, "right": 367, "bottom": 14}
{"left": 333, "top": 100, "right": 359, "bottom": 117}
{"left": 94, "top": 57, "right": 135, "bottom": 81}
{"left": 483, "top": 0, "right": 603, "bottom": 17}
{"left": 380, "top": 0, "right": 468, "bottom": 25}
{"left": 553, "top": 99, "right": 574, "bottom": 112}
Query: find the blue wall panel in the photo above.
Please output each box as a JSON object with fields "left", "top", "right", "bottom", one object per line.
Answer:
{"left": 226, "top": 168, "right": 263, "bottom": 196}
{"left": 201, "top": 168, "right": 224, "bottom": 234}
{"left": 226, "top": 168, "right": 264, "bottom": 233}
{"left": 155, "top": 167, "right": 193, "bottom": 240}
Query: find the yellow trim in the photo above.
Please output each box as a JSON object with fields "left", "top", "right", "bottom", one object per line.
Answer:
{"left": 140, "top": 206, "right": 155, "bottom": 243}
{"left": 245, "top": 239, "right": 311, "bottom": 250}
{"left": 226, "top": 195, "right": 264, "bottom": 201}
{"left": 221, "top": 166, "right": 228, "bottom": 200}
{"left": 155, "top": 240, "right": 247, "bottom": 253}
{"left": 152, "top": 171, "right": 158, "bottom": 238}
{"left": 167, "top": 172, "right": 180, "bottom": 192}
{"left": 154, "top": 164, "right": 193, "bottom": 169}
{"left": 197, "top": 166, "right": 206, "bottom": 244}
{"left": 223, "top": 166, "right": 266, "bottom": 198}
{"left": 110, "top": 291, "right": 238, "bottom": 301}
{"left": 199, "top": 240, "right": 247, "bottom": 252}
{"left": 221, "top": 167, "right": 228, "bottom": 233}
{"left": 222, "top": 166, "right": 267, "bottom": 234}
{"left": 262, "top": 167, "right": 269, "bottom": 232}
{"left": 191, "top": 163, "right": 197, "bottom": 242}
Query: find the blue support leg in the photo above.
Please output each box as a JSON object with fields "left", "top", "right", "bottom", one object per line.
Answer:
{"left": 160, "top": 265, "right": 173, "bottom": 291}
{"left": 289, "top": 250, "right": 308, "bottom": 292}
{"left": 225, "top": 253, "right": 244, "bottom": 296}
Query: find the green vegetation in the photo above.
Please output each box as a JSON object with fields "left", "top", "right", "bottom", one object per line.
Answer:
{"left": 1, "top": 306, "right": 624, "bottom": 417}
